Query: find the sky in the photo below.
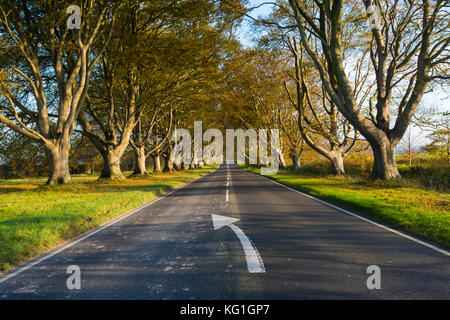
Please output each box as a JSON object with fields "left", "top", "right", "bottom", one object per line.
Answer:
{"left": 237, "top": 0, "right": 273, "bottom": 47}
{"left": 236, "top": 0, "right": 449, "bottom": 147}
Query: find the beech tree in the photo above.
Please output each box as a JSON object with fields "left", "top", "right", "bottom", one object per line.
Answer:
{"left": 278, "top": 110, "right": 305, "bottom": 170}
{"left": 130, "top": 108, "right": 173, "bottom": 175}
{"left": 285, "top": 37, "right": 359, "bottom": 174}
{"left": 77, "top": 52, "right": 145, "bottom": 180}
{"left": 0, "top": 1, "right": 115, "bottom": 184}
{"left": 76, "top": 1, "right": 170, "bottom": 180}
{"left": 288, "top": 0, "right": 450, "bottom": 179}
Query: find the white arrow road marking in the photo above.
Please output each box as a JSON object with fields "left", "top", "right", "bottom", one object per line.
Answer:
{"left": 211, "top": 214, "right": 265, "bottom": 273}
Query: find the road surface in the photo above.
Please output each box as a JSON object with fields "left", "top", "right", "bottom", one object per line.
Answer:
{"left": 0, "top": 164, "right": 448, "bottom": 299}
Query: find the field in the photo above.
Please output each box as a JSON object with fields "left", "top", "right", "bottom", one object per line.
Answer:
{"left": 0, "top": 167, "right": 216, "bottom": 273}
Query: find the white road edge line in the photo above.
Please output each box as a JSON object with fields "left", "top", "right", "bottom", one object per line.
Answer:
{"left": 247, "top": 170, "right": 450, "bottom": 257}
{"left": 0, "top": 171, "right": 213, "bottom": 284}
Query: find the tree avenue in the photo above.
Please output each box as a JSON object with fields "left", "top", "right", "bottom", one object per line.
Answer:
{"left": 0, "top": 0, "right": 115, "bottom": 184}
{"left": 0, "top": 1, "right": 448, "bottom": 182}
{"left": 0, "top": 0, "right": 244, "bottom": 182}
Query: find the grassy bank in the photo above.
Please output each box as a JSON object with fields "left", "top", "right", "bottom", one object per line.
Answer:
{"left": 243, "top": 166, "right": 449, "bottom": 248}
{"left": 0, "top": 167, "right": 216, "bottom": 273}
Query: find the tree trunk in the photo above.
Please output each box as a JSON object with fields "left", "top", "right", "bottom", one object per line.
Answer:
{"left": 278, "top": 150, "right": 287, "bottom": 169}
{"left": 152, "top": 154, "right": 162, "bottom": 173}
{"left": 291, "top": 155, "right": 302, "bottom": 170}
{"left": 133, "top": 146, "right": 147, "bottom": 175}
{"left": 163, "top": 154, "right": 174, "bottom": 172}
{"left": 370, "top": 139, "right": 401, "bottom": 180}
{"left": 100, "top": 150, "right": 125, "bottom": 179}
{"left": 47, "top": 141, "right": 72, "bottom": 185}
{"left": 330, "top": 152, "right": 345, "bottom": 175}
{"left": 408, "top": 144, "right": 412, "bottom": 166}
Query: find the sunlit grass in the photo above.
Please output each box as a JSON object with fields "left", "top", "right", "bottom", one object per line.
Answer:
{"left": 0, "top": 167, "right": 217, "bottom": 273}
{"left": 243, "top": 166, "right": 450, "bottom": 248}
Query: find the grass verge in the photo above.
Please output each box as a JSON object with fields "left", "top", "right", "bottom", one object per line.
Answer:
{"left": 0, "top": 167, "right": 217, "bottom": 273}
{"left": 243, "top": 166, "right": 449, "bottom": 249}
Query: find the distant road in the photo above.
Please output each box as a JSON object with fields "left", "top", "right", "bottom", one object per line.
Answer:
{"left": 0, "top": 164, "right": 448, "bottom": 299}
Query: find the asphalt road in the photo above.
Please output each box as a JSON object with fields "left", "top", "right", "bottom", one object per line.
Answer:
{"left": 0, "top": 164, "right": 448, "bottom": 299}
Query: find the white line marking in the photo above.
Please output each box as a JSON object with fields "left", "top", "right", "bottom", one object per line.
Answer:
{"left": 246, "top": 170, "right": 450, "bottom": 257}
{"left": 211, "top": 214, "right": 265, "bottom": 273}
{"left": 226, "top": 164, "right": 230, "bottom": 202}
{"left": 0, "top": 173, "right": 212, "bottom": 284}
